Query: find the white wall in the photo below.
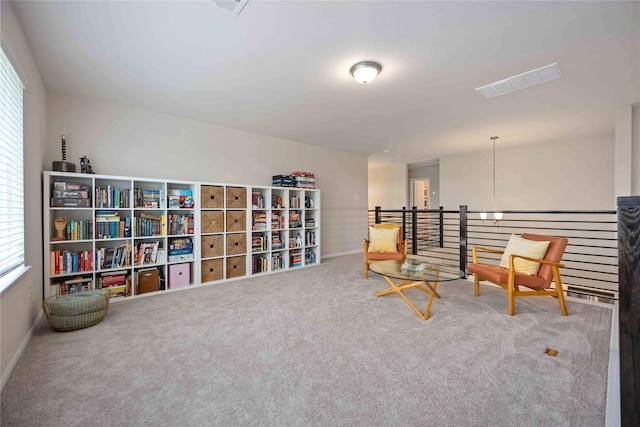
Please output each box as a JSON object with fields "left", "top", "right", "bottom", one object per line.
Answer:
{"left": 367, "top": 163, "right": 408, "bottom": 210}
{"left": 46, "top": 93, "right": 370, "bottom": 258}
{"left": 440, "top": 135, "right": 615, "bottom": 210}
{"left": 1, "top": 1, "right": 48, "bottom": 388}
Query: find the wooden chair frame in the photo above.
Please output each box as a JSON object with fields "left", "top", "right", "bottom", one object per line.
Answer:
{"left": 363, "top": 224, "right": 408, "bottom": 279}
{"left": 470, "top": 240, "right": 568, "bottom": 316}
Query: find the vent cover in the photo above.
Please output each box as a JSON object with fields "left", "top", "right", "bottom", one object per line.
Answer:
{"left": 212, "top": 0, "right": 249, "bottom": 17}
{"left": 475, "top": 63, "right": 562, "bottom": 99}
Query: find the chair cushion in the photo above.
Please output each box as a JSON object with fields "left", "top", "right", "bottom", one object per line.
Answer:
{"left": 367, "top": 251, "right": 405, "bottom": 260}
{"left": 468, "top": 263, "right": 548, "bottom": 289}
{"left": 498, "top": 234, "right": 550, "bottom": 275}
{"left": 368, "top": 226, "right": 399, "bottom": 253}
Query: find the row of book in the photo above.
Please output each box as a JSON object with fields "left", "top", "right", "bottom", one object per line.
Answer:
{"left": 63, "top": 219, "right": 93, "bottom": 241}
{"left": 252, "top": 191, "right": 266, "bottom": 209}
{"left": 50, "top": 276, "right": 94, "bottom": 296}
{"left": 305, "top": 248, "right": 317, "bottom": 264}
{"left": 272, "top": 252, "right": 285, "bottom": 270}
{"left": 50, "top": 250, "right": 93, "bottom": 275}
{"left": 134, "top": 241, "right": 161, "bottom": 266}
{"left": 168, "top": 189, "right": 194, "bottom": 209}
{"left": 291, "top": 171, "right": 315, "bottom": 189}
{"left": 252, "top": 235, "right": 267, "bottom": 252}
{"left": 95, "top": 185, "right": 131, "bottom": 209}
{"left": 133, "top": 213, "right": 164, "bottom": 237}
{"left": 252, "top": 255, "right": 269, "bottom": 274}
{"left": 167, "top": 213, "right": 194, "bottom": 235}
{"left": 271, "top": 213, "right": 286, "bottom": 230}
{"left": 252, "top": 212, "right": 267, "bottom": 230}
{"left": 289, "top": 211, "right": 302, "bottom": 228}
{"left": 96, "top": 211, "right": 132, "bottom": 239}
{"left": 98, "top": 270, "right": 130, "bottom": 298}
{"left": 135, "top": 188, "right": 163, "bottom": 208}
{"left": 290, "top": 250, "right": 303, "bottom": 267}
{"left": 96, "top": 244, "right": 131, "bottom": 270}
{"left": 168, "top": 238, "right": 193, "bottom": 262}
{"left": 51, "top": 181, "right": 92, "bottom": 207}
{"left": 305, "top": 231, "right": 317, "bottom": 246}
{"left": 271, "top": 195, "right": 285, "bottom": 208}
{"left": 271, "top": 232, "right": 284, "bottom": 250}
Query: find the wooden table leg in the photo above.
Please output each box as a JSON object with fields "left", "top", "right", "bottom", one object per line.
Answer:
{"left": 375, "top": 276, "right": 441, "bottom": 320}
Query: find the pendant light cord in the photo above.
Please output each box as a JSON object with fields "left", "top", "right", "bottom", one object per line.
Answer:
{"left": 491, "top": 136, "right": 498, "bottom": 212}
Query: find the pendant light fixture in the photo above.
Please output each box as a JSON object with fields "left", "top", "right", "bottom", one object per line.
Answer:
{"left": 350, "top": 61, "right": 382, "bottom": 84}
{"left": 481, "top": 136, "right": 502, "bottom": 224}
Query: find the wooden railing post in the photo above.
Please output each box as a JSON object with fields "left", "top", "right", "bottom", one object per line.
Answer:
{"left": 439, "top": 206, "right": 444, "bottom": 248}
{"left": 374, "top": 206, "right": 381, "bottom": 224}
{"left": 459, "top": 205, "right": 467, "bottom": 278}
{"left": 618, "top": 196, "right": 640, "bottom": 426}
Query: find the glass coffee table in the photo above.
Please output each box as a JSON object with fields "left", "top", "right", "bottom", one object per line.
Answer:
{"left": 369, "top": 258, "right": 462, "bottom": 320}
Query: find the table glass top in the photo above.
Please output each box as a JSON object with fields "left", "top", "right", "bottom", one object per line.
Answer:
{"left": 369, "top": 259, "right": 462, "bottom": 282}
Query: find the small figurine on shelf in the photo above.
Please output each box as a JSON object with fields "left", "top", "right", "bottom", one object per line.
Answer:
{"left": 54, "top": 217, "right": 67, "bottom": 241}
{"left": 79, "top": 156, "right": 95, "bottom": 174}
{"left": 296, "top": 233, "right": 303, "bottom": 247}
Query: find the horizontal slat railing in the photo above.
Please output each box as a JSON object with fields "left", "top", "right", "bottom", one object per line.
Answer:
{"left": 369, "top": 206, "right": 618, "bottom": 303}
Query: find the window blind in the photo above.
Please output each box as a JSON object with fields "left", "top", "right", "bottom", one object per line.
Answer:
{"left": 0, "top": 47, "right": 25, "bottom": 277}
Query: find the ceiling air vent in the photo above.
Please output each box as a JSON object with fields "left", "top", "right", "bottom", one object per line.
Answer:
{"left": 475, "top": 63, "right": 562, "bottom": 99}
{"left": 211, "top": 0, "right": 249, "bottom": 17}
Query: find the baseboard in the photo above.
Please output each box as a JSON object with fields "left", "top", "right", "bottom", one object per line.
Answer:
{"left": 322, "top": 250, "right": 361, "bottom": 259}
{"left": 1, "top": 309, "right": 43, "bottom": 392}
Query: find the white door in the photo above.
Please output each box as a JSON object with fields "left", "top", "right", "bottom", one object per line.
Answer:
{"left": 411, "top": 178, "right": 429, "bottom": 209}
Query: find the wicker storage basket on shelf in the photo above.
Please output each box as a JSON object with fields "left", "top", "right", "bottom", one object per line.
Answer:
{"left": 42, "top": 289, "right": 110, "bottom": 332}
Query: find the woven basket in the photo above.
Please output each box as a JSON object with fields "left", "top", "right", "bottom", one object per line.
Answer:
{"left": 43, "top": 289, "right": 110, "bottom": 332}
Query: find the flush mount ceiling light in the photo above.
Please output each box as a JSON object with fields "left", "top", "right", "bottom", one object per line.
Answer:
{"left": 350, "top": 61, "right": 382, "bottom": 84}
{"left": 475, "top": 63, "right": 562, "bottom": 98}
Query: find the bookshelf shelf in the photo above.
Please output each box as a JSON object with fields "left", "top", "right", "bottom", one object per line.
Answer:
{"left": 44, "top": 171, "right": 320, "bottom": 300}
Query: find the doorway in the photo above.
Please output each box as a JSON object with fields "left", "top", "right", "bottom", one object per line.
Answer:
{"left": 410, "top": 178, "right": 430, "bottom": 209}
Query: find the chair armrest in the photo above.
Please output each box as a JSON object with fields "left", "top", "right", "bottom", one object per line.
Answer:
{"left": 471, "top": 246, "right": 504, "bottom": 263}
{"left": 508, "top": 253, "right": 565, "bottom": 269}
{"left": 363, "top": 239, "right": 369, "bottom": 254}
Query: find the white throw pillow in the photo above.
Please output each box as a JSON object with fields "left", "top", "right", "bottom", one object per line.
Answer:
{"left": 368, "top": 226, "right": 399, "bottom": 252}
{"left": 499, "top": 234, "right": 550, "bottom": 275}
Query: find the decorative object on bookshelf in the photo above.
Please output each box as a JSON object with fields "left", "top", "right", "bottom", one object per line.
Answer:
{"left": 79, "top": 155, "right": 95, "bottom": 174}
{"left": 52, "top": 135, "right": 76, "bottom": 172}
{"left": 54, "top": 217, "right": 67, "bottom": 241}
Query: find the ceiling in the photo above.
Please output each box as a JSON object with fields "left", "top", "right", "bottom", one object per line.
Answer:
{"left": 11, "top": 1, "right": 640, "bottom": 168}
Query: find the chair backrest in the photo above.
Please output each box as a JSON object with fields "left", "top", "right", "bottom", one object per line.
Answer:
{"left": 521, "top": 233, "right": 568, "bottom": 284}
{"left": 371, "top": 223, "right": 403, "bottom": 252}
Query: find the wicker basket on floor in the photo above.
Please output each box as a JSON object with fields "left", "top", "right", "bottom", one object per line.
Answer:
{"left": 43, "top": 289, "right": 110, "bottom": 332}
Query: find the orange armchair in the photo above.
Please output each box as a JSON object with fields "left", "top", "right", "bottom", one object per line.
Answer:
{"left": 363, "top": 224, "right": 408, "bottom": 278}
{"left": 468, "top": 233, "right": 569, "bottom": 316}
